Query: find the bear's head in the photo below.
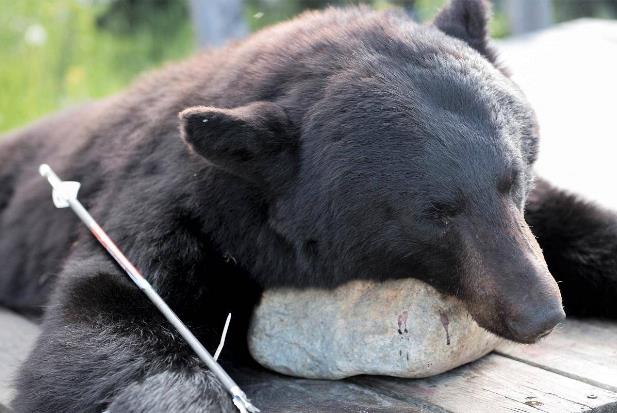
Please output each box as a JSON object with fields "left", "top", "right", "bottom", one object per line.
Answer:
{"left": 179, "top": 0, "right": 564, "bottom": 344}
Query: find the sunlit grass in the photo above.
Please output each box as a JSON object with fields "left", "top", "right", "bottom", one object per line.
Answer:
{"left": 0, "top": 0, "right": 194, "bottom": 133}
{"left": 0, "top": 0, "right": 510, "bottom": 134}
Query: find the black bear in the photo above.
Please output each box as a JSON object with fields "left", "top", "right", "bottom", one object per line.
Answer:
{"left": 1, "top": 1, "right": 616, "bottom": 412}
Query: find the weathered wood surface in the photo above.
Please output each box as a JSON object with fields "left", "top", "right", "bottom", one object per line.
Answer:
{"left": 241, "top": 318, "right": 617, "bottom": 412}
{"left": 0, "top": 310, "right": 38, "bottom": 407}
{"left": 237, "top": 370, "right": 431, "bottom": 413}
{"left": 236, "top": 322, "right": 617, "bottom": 413}
{"left": 353, "top": 354, "right": 617, "bottom": 413}
{"left": 498, "top": 319, "right": 617, "bottom": 393}
{"left": 3, "top": 311, "right": 616, "bottom": 412}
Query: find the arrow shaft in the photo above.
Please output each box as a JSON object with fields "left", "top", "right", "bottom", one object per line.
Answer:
{"left": 75, "top": 199, "right": 245, "bottom": 399}
{"left": 39, "top": 164, "right": 257, "bottom": 412}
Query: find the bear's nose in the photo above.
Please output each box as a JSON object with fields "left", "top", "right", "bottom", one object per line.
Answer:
{"left": 506, "top": 306, "right": 565, "bottom": 342}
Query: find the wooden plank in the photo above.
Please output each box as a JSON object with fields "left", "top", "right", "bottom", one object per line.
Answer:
{"left": 0, "top": 310, "right": 39, "bottom": 407}
{"left": 352, "top": 354, "right": 617, "bottom": 413}
{"left": 2, "top": 309, "right": 617, "bottom": 413}
{"left": 237, "top": 369, "right": 443, "bottom": 413}
{"left": 497, "top": 319, "right": 617, "bottom": 392}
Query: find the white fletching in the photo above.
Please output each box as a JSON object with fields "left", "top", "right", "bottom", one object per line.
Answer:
{"left": 52, "top": 181, "right": 81, "bottom": 208}
{"left": 38, "top": 164, "right": 259, "bottom": 413}
{"left": 39, "top": 163, "right": 81, "bottom": 208}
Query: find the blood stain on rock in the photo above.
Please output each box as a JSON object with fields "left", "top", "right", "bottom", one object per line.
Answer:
{"left": 397, "top": 310, "right": 408, "bottom": 335}
{"left": 439, "top": 310, "right": 450, "bottom": 345}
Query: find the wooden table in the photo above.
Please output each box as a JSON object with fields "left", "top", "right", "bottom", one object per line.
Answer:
{"left": 0, "top": 310, "right": 617, "bottom": 413}
{"left": 2, "top": 309, "right": 616, "bottom": 412}
{"left": 236, "top": 319, "right": 617, "bottom": 412}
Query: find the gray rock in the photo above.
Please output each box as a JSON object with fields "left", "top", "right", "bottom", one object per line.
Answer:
{"left": 248, "top": 278, "right": 502, "bottom": 379}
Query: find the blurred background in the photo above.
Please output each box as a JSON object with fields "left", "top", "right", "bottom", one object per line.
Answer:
{"left": 1, "top": 0, "right": 617, "bottom": 134}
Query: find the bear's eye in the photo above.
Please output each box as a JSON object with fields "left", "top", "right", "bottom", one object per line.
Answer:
{"left": 498, "top": 169, "right": 520, "bottom": 194}
{"left": 425, "top": 201, "right": 461, "bottom": 224}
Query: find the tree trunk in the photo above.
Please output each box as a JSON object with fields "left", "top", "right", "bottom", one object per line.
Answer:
{"left": 506, "top": 0, "right": 553, "bottom": 35}
{"left": 188, "top": 0, "right": 248, "bottom": 48}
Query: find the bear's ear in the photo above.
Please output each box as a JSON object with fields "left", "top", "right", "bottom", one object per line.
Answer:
{"left": 179, "top": 101, "right": 296, "bottom": 186}
{"left": 432, "top": 0, "right": 495, "bottom": 62}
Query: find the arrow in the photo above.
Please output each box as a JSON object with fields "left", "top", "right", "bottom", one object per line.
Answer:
{"left": 39, "top": 164, "right": 259, "bottom": 413}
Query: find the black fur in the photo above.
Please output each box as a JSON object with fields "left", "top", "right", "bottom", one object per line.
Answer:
{"left": 0, "top": 2, "right": 615, "bottom": 412}
{"left": 526, "top": 178, "right": 617, "bottom": 318}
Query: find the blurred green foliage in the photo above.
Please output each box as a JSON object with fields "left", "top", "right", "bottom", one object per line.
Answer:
{"left": 0, "top": 0, "right": 193, "bottom": 133}
{"left": 96, "top": 0, "right": 188, "bottom": 35}
{"left": 245, "top": 0, "right": 510, "bottom": 37}
{"left": 1, "top": 0, "right": 614, "bottom": 134}
{"left": 553, "top": 1, "right": 617, "bottom": 22}
{"left": 0, "top": 0, "right": 507, "bottom": 134}
{"left": 244, "top": 0, "right": 443, "bottom": 31}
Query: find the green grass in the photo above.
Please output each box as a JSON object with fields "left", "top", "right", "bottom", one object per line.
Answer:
{"left": 0, "top": 0, "right": 194, "bottom": 133}
{"left": 0, "top": 0, "right": 510, "bottom": 134}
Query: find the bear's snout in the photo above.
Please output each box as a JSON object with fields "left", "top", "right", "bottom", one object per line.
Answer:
{"left": 500, "top": 217, "right": 566, "bottom": 343}
{"left": 458, "top": 209, "right": 565, "bottom": 343}
{"left": 499, "top": 240, "right": 565, "bottom": 343}
{"left": 506, "top": 303, "right": 565, "bottom": 343}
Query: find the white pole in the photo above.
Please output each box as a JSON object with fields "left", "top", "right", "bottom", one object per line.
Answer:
{"left": 39, "top": 164, "right": 259, "bottom": 413}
